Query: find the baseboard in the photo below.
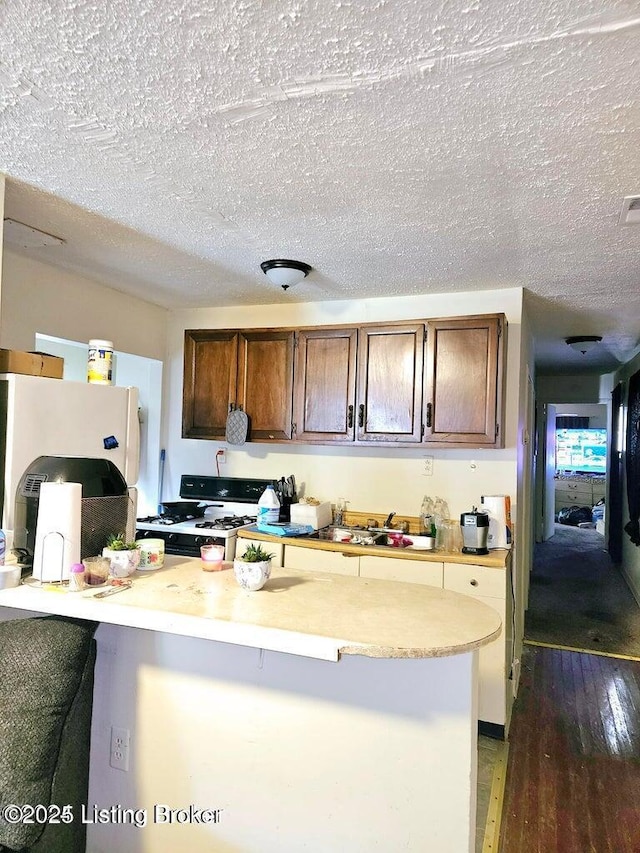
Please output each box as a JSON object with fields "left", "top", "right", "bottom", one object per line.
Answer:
{"left": 525, "top": 638, "right": 640, "bottom": 662}
{"left": 482, "top": 739, "right": 509, "bottom": 853}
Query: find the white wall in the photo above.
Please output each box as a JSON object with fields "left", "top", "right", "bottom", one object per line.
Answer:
{"left": 554, "top": 403, "right": 608, "bottom": 429}
{"left": 0, "top": 249, "right": 168, "bottom": 362}
{"left": 163, "top": 288, "right": 524, "bottom": 523}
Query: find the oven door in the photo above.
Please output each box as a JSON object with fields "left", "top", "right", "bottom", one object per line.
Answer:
{"left": 136, "top": 528, "right": 230, "bottom": 559}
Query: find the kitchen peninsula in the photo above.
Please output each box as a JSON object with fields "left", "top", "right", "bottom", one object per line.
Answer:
{"left": 0, "top": 558, "right": 500, "bottom": 852}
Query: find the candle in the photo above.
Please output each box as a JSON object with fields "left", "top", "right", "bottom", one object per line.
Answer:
{"left": 200, "top": 544, "right": 225, "bottom": 571}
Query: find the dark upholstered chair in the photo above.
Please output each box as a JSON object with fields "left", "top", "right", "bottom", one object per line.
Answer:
{"left": 0, "top": 616, "right": 97, "bottom": 853}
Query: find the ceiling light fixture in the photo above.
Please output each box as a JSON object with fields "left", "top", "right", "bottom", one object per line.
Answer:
{"left": 260, "top": 259, "right": 312, "bottom": 291}
{"left": 565, "top": 335, "right": 603, "bottom": 355}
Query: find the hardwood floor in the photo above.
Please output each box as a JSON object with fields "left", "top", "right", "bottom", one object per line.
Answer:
{"left": 500, "top": 644, "right": 640, "bottom": 852}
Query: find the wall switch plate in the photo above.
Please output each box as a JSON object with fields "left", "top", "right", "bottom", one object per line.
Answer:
{"left": 423, "top": 456, "right": 434, "bottom": 476}
{"left": 110, "top": 726, "right": 130, "bottom": 771}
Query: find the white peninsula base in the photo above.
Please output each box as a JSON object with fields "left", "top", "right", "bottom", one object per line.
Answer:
{"left": 0, "top": 559, "right": 498, "bottom": 852}
{"left": 89, "top": 626, "right": 479, "bottom": 853}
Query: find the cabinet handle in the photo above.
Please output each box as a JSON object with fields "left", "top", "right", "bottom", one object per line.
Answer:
{"left": 358, "top": 404, "right": 365, "bottom": 427}
{"left": 426, "top": 402, "right": 433, "bottom": 428}
{"left": 341, "top": 552, "right": 359, "bottom": 558}
{"left": 470, "top": 579, "right": 478, "bottom": 587}
{"left": 347, "top": 405, "right": 354, "bottom": 428}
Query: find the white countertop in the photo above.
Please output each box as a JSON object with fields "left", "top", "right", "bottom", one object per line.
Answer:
{"left": 0, "top": 556, "right": 501, "bottom": 662}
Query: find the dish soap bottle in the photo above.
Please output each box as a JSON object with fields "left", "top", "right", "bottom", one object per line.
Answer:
{"left": 258, "top": 485, "right": 281, "bottom": 525}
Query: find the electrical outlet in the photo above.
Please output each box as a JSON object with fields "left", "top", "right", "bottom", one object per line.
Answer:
{"left": 423, "top": 456, "right": 434, "bottom": 476}
{"left": 216, "top": 449, "right": 226, "bottom": 464}
{"left": 110, "top": 726, "right": 130, "bottom": 771}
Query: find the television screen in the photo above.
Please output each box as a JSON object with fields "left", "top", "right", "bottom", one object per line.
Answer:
{"left": 555, "top": 428, "right": 607, "bottom": 474}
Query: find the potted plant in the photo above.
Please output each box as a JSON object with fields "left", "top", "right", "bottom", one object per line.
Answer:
{"left": 233, "top": 543, "right": 274, "bottom": 591}
{"left": 102, "top": 533, "right": 141, "bottom": 578}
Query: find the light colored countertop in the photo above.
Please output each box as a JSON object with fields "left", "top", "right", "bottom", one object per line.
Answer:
{"left": 238, "top": 526, "right": 511, "bottom": 568}
{"left": 0, "top": 556, "right": 501, "bottom": 663}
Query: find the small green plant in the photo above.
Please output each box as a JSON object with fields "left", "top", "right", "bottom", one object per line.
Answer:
{"left": 238, "top": 543, "right": 274, "bottom": 563}
{"left": 105, "top": 533, "right": 140, "bottom": 551}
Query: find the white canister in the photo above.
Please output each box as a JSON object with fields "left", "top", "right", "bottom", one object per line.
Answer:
{"left": 138, "top": 538, "right": 165, "bottom": 570}
{"left": 87, "top": 339, "right": 114, "bottom": 385}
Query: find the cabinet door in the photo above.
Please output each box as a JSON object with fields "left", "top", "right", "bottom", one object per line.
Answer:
{"left": 356, "top": 325, "right": 424, "bottom": 443}
{"left": 182, "top": 330, "right": 238, "bottom": 439}
{"left": 443, "top": 562, "right": 508, "bottom": 727}
{"left": 237, "top": 331, "right": 295, "bottom": 440}
{"left": 283, "top": 545, "right": 360, "bottom": 576}
{"left": 424, "top": 316, "right": 504, "bottom": 446}
{"left": 359, "top": 555, "right": 443, "bottom": 587}
{"left": 293, "top": 328, "right": 357, "bottom": 441}
{"left": 235, "top": 538, "right": 284, "bottom": 567}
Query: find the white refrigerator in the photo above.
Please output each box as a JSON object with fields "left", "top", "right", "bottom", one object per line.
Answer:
{"left": 0, "top": 373, "right": 140, "bottom": 532}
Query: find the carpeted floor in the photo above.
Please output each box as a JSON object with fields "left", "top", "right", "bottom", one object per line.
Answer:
{"left": 525, "top": 524, "right": 640, "bottom": 657}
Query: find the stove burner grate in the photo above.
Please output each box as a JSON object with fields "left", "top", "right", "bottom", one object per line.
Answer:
{"left": 195, "top": 515, "right": 256, "bottom": 531}
{"left": 136, "top": 515, "right": 180, "bottom": 525}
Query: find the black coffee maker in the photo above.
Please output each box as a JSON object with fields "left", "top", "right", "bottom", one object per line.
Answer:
{"left": 13, "top": 456, "right": 132, "bottom": 570}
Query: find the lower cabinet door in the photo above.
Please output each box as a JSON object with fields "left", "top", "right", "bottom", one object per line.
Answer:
{"left": 472, "top": 595, "right": 507, "bottom": 726}
{"left": 359, "top": 555, "right": 443, "bottom": 587}
{"left": 443, "top": 562, "right": 507, "bottom": 726}
{"left": 235, "top": 538, "right": 284, "bottom": 567}
{"left": 283, "top": 545, "right": 360, "bottom": 576}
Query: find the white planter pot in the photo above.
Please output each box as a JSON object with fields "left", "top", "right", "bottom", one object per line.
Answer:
{"left": 233, "top": 559, "right": 272, "bottom": 591}
{"left": 102, "top": 547, "right": 141, "bottom": 578}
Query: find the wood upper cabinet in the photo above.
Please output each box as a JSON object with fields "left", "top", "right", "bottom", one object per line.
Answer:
{"left": 356, "top": 325, "right": 424, "bottom": 442}
{"left": 292, "top": 328, "right": 358, "bottom": 442}
{"left": 183, "top": 314, "right": 505, "bottom": 447}
{"left": 424, "top": 315, "right": 504, "bottom": 447}
{"left": 182, "top": 330, "right": 238, "bottom": 439}
{"left": 237, "top": 330, "right": 295, "bottom": 440}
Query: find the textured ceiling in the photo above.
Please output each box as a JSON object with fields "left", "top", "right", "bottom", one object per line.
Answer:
{"left": 1, "top": 0, "right": 640, "bottom": 373}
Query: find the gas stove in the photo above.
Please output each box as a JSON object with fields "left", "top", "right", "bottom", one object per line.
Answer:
{"left": 135, "top": 475, "right": 281, "bottom": 559}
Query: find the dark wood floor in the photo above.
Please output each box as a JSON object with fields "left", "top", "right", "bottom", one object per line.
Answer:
{"left": 500, "top": 644, "right": 640, "bottom": 852}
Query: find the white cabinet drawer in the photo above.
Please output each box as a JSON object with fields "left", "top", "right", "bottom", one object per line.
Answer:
{"left": 359, "top": 555, "right": 443, "bottom": 587}
{"left": 443, "top": 562, "right": 505, "bottom": 599}
{"left": 284, "top": 545, "right": 360, "bottom": 576}
{"left": 556, "top": 490, "right": 591, "bottom": 504}
{"left": 236, "top": 538, "right": 284, "bottom": 567}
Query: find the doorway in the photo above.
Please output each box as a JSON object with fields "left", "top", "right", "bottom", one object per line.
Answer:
{"left": 537, "top": 402, "right": 608, "bottom": 544}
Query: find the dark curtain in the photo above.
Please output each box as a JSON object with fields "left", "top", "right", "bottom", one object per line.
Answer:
{"left": 624, "top": 369, "right": 640, "bottom": 545}
{"left": 609, "top": 382, "right": 623, "bottom": 562}
{"left": 556, "top": 416, "right": 589, "bottom": 429}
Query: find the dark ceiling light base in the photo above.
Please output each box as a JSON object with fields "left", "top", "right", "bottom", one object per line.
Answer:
{"left": 260, "top": 259, "right": 312, "bottom": 290}
{"left": 565, "top": 335, "right": 603, "bottom": 355}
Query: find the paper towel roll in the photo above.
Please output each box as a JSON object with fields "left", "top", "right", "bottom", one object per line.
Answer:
{"left": 481, "top": 494, "right": 512, "bottom": 550}
{"left": 33, "top": 482, "right": 82, "bottom": 582}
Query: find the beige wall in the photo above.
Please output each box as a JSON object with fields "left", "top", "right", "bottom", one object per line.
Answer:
{"left": 536, "top": 373, "right": 606, "bottom": 404}
{"left": 0, "top": 249, "right": 168, "bottom": 361}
